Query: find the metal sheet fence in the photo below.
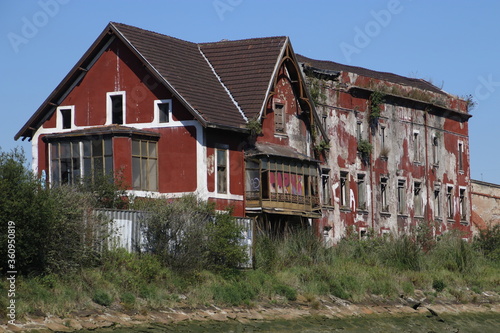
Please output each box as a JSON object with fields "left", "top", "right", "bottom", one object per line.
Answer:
{"left": 94, "top": 209, "right": 254, "bottom": 267}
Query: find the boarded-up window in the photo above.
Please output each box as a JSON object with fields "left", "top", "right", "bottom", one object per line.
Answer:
{"left": 274, "top": 104, "right": 285, "bottom": 133}
{"left": 132, "top": 139, "right": 158, "bottom": 191}
{"left": 216, "top": 148, "right": 228, "bottom": 194}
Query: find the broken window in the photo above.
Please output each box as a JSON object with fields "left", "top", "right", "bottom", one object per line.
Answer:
{"left": 432, "top": 135, "right": 439, "bottom": 165}
{"left": 458, "top": 142, "right": 464, "bottom": 171}
{"left": 381, "top": 177, "right": 389, "bottom": 212}
{"left": 413, "top": 131, "right": 420, "bottom": 162}
{"left": 132, "top": 139, "right": 158, "bottom": 191}
{"left": 380, "top": 126, "right": 387, "bottom": 156}
{"left": 414, "top": 182, "right": 423, "bottom": 217}
{"left": 357, "top": 174, "right": 367, "bottom": 210}
{"left": 274, "top": 103, "right": 285, "bottom": 133}
{"left": 51, "top": 138, "right": 113, "bottom": 186}
{"left": 434, "top": 185, "right": 441, "bottom": 219}
{"left": 459, "top": 188, "right": 466, "bottom": 221}
{"left": 397, "top": 179, "right": 406, "bottom": 215}
{"left": 109, "top": 93, "right": 124, "bottom": 125}
{"left": 83, "top": 138, "right": 113, "bottom": 181}
{"left": 447, "top": 185, "right": 454, "bottom": 219}
{"left": 50, "top": 141, "right": 80, "bottom": 186}
{"left": 321, "top": 169, "right": 331, "bottom": 206}
{"left": 245, "top": 159, "right": 260, "bottom": 200}
{"left": 60, "top": 108, "right": 72, "bottom": 129}
{"left": 340, "top": 171, "right": 349, "bottom": 208}
{"left": 216, "top": 148, "right": 228, "bottom": 194}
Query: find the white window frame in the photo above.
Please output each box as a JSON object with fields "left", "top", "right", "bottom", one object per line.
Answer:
{"left": 56, "top": 105, "right": 75, "bottom": 130}
{"left": 106, "top": 91, "right": 126, "bottom": 125}
{"left": 459, "top": 186, "right": 467, "bottom": 221}
{"left": 153, "top": 99, "right": 172, "bottom": 124}
{"left": 458, "top": 140, "right": 464, "bottom": 171}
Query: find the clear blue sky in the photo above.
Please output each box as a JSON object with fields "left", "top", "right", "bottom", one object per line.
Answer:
{"left": 1, "top": 0, "right": 499, "bottom": 184}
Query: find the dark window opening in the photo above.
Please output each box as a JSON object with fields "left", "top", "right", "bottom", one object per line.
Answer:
{"left": 61, "top": 109, "right": 71, "bottom": 129}
{"left": 159, "top": 102, "right": 170, "bottom": 123}
{"left": 111, "top": 95, "right": 123, "bottom": 124}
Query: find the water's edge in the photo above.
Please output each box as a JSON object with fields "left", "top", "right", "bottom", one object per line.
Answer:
{"left": 3, "top": 301, "right": 499, "bottom": 332}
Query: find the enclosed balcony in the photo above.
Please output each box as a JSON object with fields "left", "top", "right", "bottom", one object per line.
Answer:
{"left": 245, "top": 143, "right": 321, "bottom": 218}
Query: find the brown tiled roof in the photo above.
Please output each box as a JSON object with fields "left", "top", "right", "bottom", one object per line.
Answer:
{"left": 112, "top": 22, "right": 246, "bottom": 128}
{"left": 296, "top": 54, "right": 447, "bottom": 96}
{"left": 199, "top": 36, "right": 287, "bottom": 120}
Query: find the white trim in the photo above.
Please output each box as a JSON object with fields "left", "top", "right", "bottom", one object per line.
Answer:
{"left": 153, "top": 99, "right": 172, "bottom": 124}
{"left": 106, "top": 91, "right": 126, "bottom": 125}
{"left": 56, "top": 105, "right": 75, "bottom": 130}
{"left": 198, "top": 46, "right": 247, "bottom": 123}
{"left": 258, "top": 37, "right": 288, "bottom": 120}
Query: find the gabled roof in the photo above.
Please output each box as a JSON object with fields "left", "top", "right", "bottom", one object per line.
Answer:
{"left": 15, "top": 23, "right": 297, "bottom": 140}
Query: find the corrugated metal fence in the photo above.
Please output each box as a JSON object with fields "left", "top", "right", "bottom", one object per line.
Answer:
{"left": 94, "top": 209, "right": 254, "bottom": 267}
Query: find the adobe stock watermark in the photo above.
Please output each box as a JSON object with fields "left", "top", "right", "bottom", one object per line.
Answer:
{"left": 339, "top": 0, "right": 405, "bottom": 63}
{"left": 6, "top": 221, "right": 17, "bottom": 325}
{"left": 474, "top": 74, "right": 500, "bottom": 101}
{"left": 213, "top": 0, "right": 243, "bottom": 21}
{"left": 7, "top": 0, "right": 70, "bottom": 54}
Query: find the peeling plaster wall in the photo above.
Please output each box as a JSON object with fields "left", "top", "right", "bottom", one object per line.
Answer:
{"left": 471, "top": 180, "right": 500, "bottom": 234}
{"left": 304, "top": 69, "right": 472, "bottom": 242}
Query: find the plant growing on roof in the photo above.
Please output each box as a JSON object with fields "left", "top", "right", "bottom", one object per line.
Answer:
{"left": 246, "top": 117, "right": 262, "bottom": 137}
{"left": 369, "top": 91, "right": 385, "bottom": 125}
{"left": 314, "top": 140, "right": 330, "bottom": 152}
{"left": 308, "top": 77, "right": 327, "bottom": 106}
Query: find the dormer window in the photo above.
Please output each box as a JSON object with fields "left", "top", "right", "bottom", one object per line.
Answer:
{"left": 106, "top": 92, "right": 126, "bottom": 125}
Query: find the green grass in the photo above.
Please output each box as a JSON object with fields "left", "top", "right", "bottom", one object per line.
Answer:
{"left": 3, "top": 229, "right": 499, "bottom": 318}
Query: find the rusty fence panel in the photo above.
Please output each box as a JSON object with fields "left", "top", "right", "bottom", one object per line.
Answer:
{"left": 94, "top": 209, "right": 254, "bottom": 267}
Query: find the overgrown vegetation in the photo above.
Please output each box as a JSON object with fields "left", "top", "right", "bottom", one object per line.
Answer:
{"left": 1, "top": 148, "right": 499, "bottom": 319}
{"left": 357, "top": 139, "right": 372, "bottom": 165}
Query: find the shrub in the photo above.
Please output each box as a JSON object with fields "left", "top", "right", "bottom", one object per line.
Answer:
{"left": 140, "top": 195, "right": 247, "bottom": 272}
{"left": 93, "top": 290, "right": 112, "bottom": 306}
{"left": 474, "top": 224, "right": 500, "bottom": 262}
{"left": 432, "top": 279, "right": 446, "bottom": 292}
{"left": 273, "top": 284, "right": 297, "bottom": 301}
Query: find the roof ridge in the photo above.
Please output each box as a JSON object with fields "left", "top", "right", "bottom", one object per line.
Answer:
{"left": 110, "top": 22, "right": 196, "bottom": 45}
{"left": 198, "top": 45, "right": 248, "bottom": 122}
{"left": 199, "top": 35, "right": 287, "bottom": 46}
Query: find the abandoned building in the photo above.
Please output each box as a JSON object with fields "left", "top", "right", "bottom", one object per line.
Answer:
{"left": 297, "top": 55, "right": 472, "bottom": 242}
{"left": 15, "top": 22, "right": 473, "bottom": 242}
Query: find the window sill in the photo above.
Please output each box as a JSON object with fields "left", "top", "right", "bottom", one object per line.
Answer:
{"left": 460, "top": 220, "right": 469, "bottom": 225}
{"left": 340, "top": 207, "right": 351, "bottom": 213}
{"left": 413, "top": 161, "right": 422, "bottom": 166}
{"left": 357, "top": 209, "right": 369, "bottom": 215}
{"left": 447, "top": 219, "right": 455, "bottom": 223}
{"left": 380, "top": 211, "right": 391, "bottom": 217}
{"left": 322, "top": 205, "right": 334, "bottom": 210}
{"left": 414, "top": 216, "right": 424, "bottom": 220}
{"left": 397, "top": 214, "right": 409, "bottom": 218}
{"left": 274, "top": 133, "right": 288, "bottom": 139}
{"left": 380, "top": 156, "right": 388, "bottom": 161}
